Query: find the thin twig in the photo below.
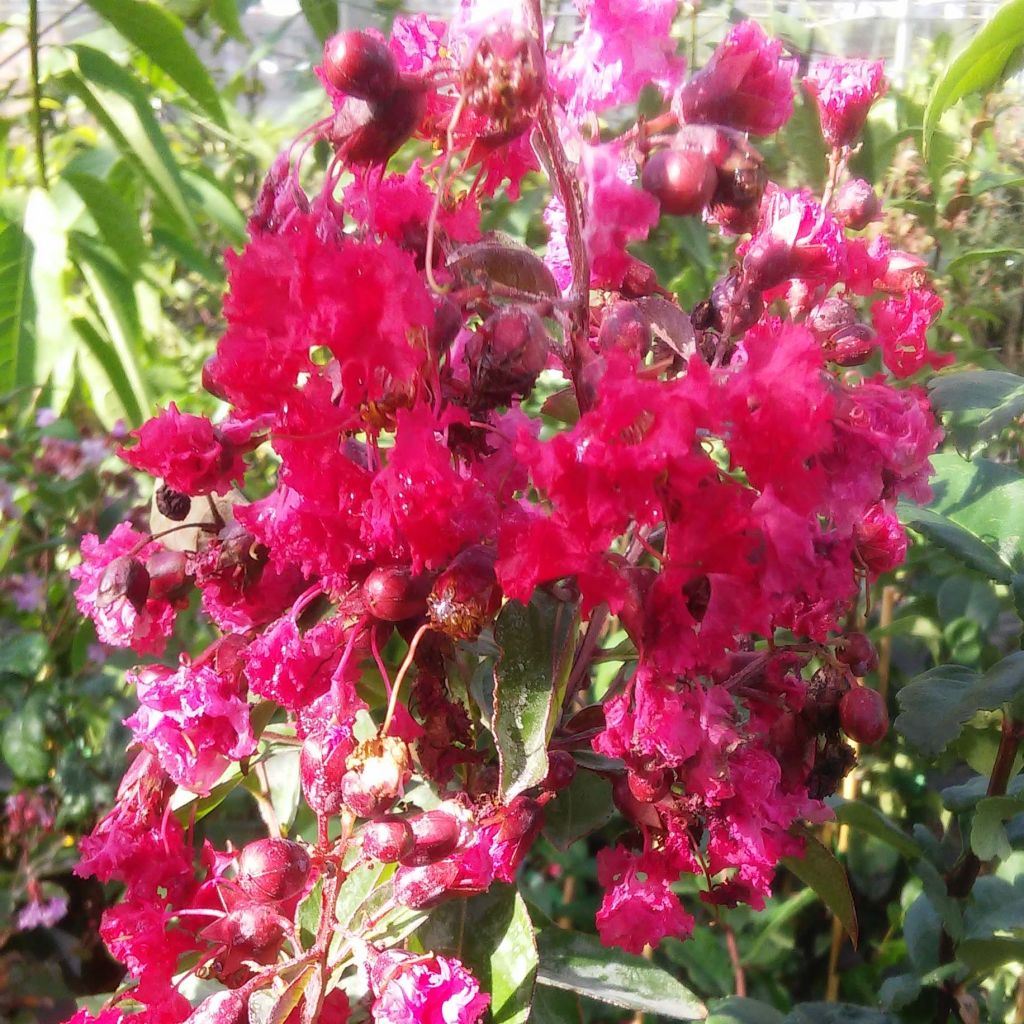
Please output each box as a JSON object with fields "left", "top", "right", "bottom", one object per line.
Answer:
{"left": 28, "top": 0, "right": 47, "bottom": 188}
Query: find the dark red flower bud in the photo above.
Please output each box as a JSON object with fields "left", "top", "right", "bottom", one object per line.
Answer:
{"left": 641, "top": 149, "right": 716, "bottom": 217}
{"left": 702, "top": 272, "right": 764, "bottom": 337}
{"left": 742, "top": 235, "right": 795, "bottom": 291}
{"left": 300, "top": 733, "right": 349, "bottom": 816}
{"left": 540, "top": 751, "right": 577, "bottom": 792}
{"left": 465, "top": 306, "right": 550, "bottom": 410}
{"left": 362, "top": 816, "right": 415, "bottom": 862}
{"left": 185, "top": 991, "right": 248, "bottom": 1024}
{"left": 492, "top": 795, "right": 543, "bottom": 879}
{"left": 597, "top": 301, "right": 652, "bottom": 361}
{"left": 429, "top": 296, "right": 463, "bottom": 356}
{"left": 393, "top": 860, "right": 460, "bottom": 909}
{"left": 96, "top": 555, "right": 150, "bottom": 614}
{"left": 427, "top": 545, "right": 501, "bottom": 640}
{"left": 839, "top": 686, "right": 888, "bottom": 745}
{"left": 400, "top": 809, "right": 463, "bottom": 866}
{"left": 323, "top": 31, "right": 399, "bottom": 103}
{"left": 201, "top": 905, "right": 289, "bottom": 964}
{"left": 463, "top": 27, "right": 545, "bottom": 140}
{"left": 828, "top": 324, "right": 876, "bottom": 366}
{"left": 337, "top": 85, "right": 427, "bottom": 167}
{"left": 236, "top": 837, "right": 311, "bottom": 903}
{"left": 834, "top": 178, "right": 881, "bottom": 231}
{"left": 611, "top": 774, "right": 663, "bottom": 828}
{"left": 342, "top": 736, "right": 410, "bottom": 819}
{"left": 362, "top": 565, "right": 432, "bottom": 622}
{"left": 627, "top": 766, "right": 672, "bottom": 804}
{"left": 145, "top": 548, "right": 190, "bottom": 602}
{"left": 836, "top": 632, "right": 879, "bottom": 677}
{"left": 807, "top": 297, "right": 876, "bottom": 365}
{"left": 155, "top": 484, "right": 192, "bottom": 521}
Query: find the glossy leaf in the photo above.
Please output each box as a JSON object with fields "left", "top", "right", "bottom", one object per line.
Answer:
{"left": 541, "top": 770, "right": 613, "bottom": 851}
{"left": 0, "top": 217, "right": 34, "bottom": 394}
{"left": 829, "top": 799, "right": 925, "bottom": 859}
{"left": 535, "top": 925, "right": 706, "bottom": 1019}
{"left": 418, "top": 885, "right": 538, "bottom": 1024}
{"left": 66, "top": 46, "right": 198, "bottom": 236}
{"left": 927, "top": 369, "right": 1024, "bottom": 451}
{"left": 492, "top": 593, "right": 577, "bottom": 800}
{"left": 896, "top": 652, "right": 1024, "bottom": 756}
{"left": 64, "top": 171, "right": 148, "bottom": 273}
{"left": 0, "top": 632, "right": 49, "bottom": 677}
{"left": 84, "top": 0, "right": 225, "bottom": 125}
{"left": 708, "top": 998, "right": 785, "bottom": 1024}
{"left": 781, "top": 825, "right": 858, "bottom": 947}
{"left": 923, "top": 0, "right": 1024, "bottom": 158}
{"left": 899, "top": 451, "right": 1024, "bottom": 583}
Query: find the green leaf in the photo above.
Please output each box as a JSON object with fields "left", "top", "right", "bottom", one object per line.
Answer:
{"left": 708, "top": 998, "right": 785, "bottom": 1024}
{"left": 781, "top": 825, "right": 858, "bottom": 947}
{"left": 899, "top": 451, "right": 1024, "bottom": 583}
{"left": 419, "top": 885, "right": 538, "bottom": 1024}
{"left": 335, "top": 860, "right": 389, "bottom": 935}
{"left": 299, "top": 0, "right": 338, "bottom": 44}
{"left": 946, "top": 247, "right": 1024, "bottom": 275}
{"left": 65, "top": 46, "right": 198, "bottom": 237}
{"left": 84, "top": 0, "right": 225, "bottom": 125}
{"left": 829, "top": 799, "right": 925, "bottom": 860}
{"left": 895, "top": 652, "right": 1024, "bottom": 757}
{"left": 541, "top": 769, "right": 613, "bottom": 851}
{"left": 535, "top": 926, "right": 706, "bottom": 1020}
{"left": 927, "top": 369, "right": 1024, "bottom": 451}
{"left": 923, "top": 0, "right": 1024, "bottom": 159}
{"left": 180, "top": 169, "right": 248, "bottom": 247}
{"left": 1, "top": 694, "right": 51, "bottom": 784}
{"left": 784, "top": 1004, "right": 897, "bottom": 1024}
{"left": 64, "top": 171, "right": 147, "bottom": 273}
{"left": 298, "top": 877, "right": 323, "bottom": 943}
{"left": 0, "top": 217, "right": 34, "bottom": 394}
{"left": 262, "top": 748, "right": 301, "bottom": 832}
{"left": 970, "top": 795, "right": 1024, "bottom": 860}
{"left": 529, "top": 985, "right": 582, "bottom": 1023}
{"left": 210, "top": 0, "right": 246, "bottom": 41}
{"left": 0, "top": 632, "right": 49, "bottom": 676}
{"left": 957, "top": 936, "right": 1024, "bottom": 974}
{"left": 492, "top": 593, "right": 577, "bottom": 801}
{"left": 71, "top": 315, "right": 144, "bottom": 427}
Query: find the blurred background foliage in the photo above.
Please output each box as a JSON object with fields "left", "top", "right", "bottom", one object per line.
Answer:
{"left": 2, "top": 0, "right": 1024, "bottom": 1021}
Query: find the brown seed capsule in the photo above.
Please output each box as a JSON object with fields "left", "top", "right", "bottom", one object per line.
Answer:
{"left": 836, "top": 632, "right": 879, "bottom": 677}
{"left": 342, "top": 736, "right": 410, "bottom": 819}
{"left": 155, "top": 484, "right": 192, "bottom": 522}
{"left": 465, "top": 306, "right": 550, "bottom": 410}
{"left": 427, "top": 545, "right": 501, "bottom": 641}
{"left": 322, "top": 31, "right": 399, "bottom": 103}
{"left": 96, "top": 555, "right": 150, "bottom": 614}
{"left": 236, "top": 837, "right": 311, "bottom": 903}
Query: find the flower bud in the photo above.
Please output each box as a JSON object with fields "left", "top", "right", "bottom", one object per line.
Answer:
{"left": 338, "top": 85, "right": 426, "bottom": 167}
{"left": 201, "top": 904, "right": 289, "bottom": 965}
{"left": 839, "top": 686, "right": 888, "bottom": 745}
{"left": 323, "top": 31, "right": 399, "bottom": 103}
{"left": 834, "top": 178, "right": 881, "bottom": 231}
{"left": 362, "top": 816, "right": 415, "bottom": 862}
{"left": 836, "top": 632, "right": 879, "bottom": 677}
{"left": 491, "top": 796, "right": 543, "bottom": 881}
{"left": 742, "top": 235, "right": 794, "bottom": 291}
{"left": 96, "top": 555, "right": 150, "bottom": 614}
{"left": 400, "top": 809, "right": 462, "bottom": 866}
{"left": 155, "top": 484, "right": 192, "bottom": 521}
{"left": 393, "top": 860, "right": 460, "bottom": 909}
{"left": 427, "top": 545, "right": 501, "bottom": 640}
{"left": 300, "top": 732, "right": 349, "bottom": 816}
{"left": 611, "top": 774, "right": 663, "bottom": 828}
{"left": 463, "top": 27, "right": 545, "bottom": 140}
{"left": 807, "top": 296, "right": 859, "bottom": 340}
{"left": 699, "top": 272, "right": 764, "bottom": 337}
{"left": 342, "top": 736, "right": 410, "bottom": 819}
{"left": 540, "top": 751, "right": 576, "bottom": 792}
{"left": 145, "top": 548, "right": 190, "bottom": 602}
{"left": 362, "top": 565, "right": 432, "bottom": 622}
{"left": 597, "top": 302, "right": 652, "bottom": 361}
{"left": 465, "top": 306, "right": 550, "bottom": 409}
{"left": 236, "top": 837, "right": 311, "bottom": 903}
{"left": 641, "top": 149, "right": 716, "bottom": 217}
{"left": 185, "top": 991, "right": 248, "bottom": 1024}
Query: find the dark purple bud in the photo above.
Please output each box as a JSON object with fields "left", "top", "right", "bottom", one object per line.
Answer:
{"left": 97, "top": 555, "right": 150, "bottom": 614}
{"left": 834, "top": 178, "right": 882, "bottom": 231}
{"left": 145, "top": 548, "right": 190, "bottom": 602}
{"left": 400, "top": 809, "right": 462, "bottom": 866}
{"left": 642, "top": 148, "right": 717, "bottom": 217}
{"left": 362, "top": 565, "right": 432, "bottom": 622}
{"left": 155, "top": 484, "right": 192, "bottom": 522}
{"left": 362, "top": 816, "right": 415, "bottom": 863}
{"left": 323, "top": 31, "right": 399, "bottom": 103}
{"left": 540, "top": 751, "right": 577, "bottom": 792}
{"left": 236, "top": 838, "right": 311, "bottom": 903}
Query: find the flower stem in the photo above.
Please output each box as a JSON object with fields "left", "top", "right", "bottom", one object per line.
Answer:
{"left": 382, "top": 622, "right": 430, "bottom": 734}
{"left": 28, "top": 0, "right": 47, "bottom": 189}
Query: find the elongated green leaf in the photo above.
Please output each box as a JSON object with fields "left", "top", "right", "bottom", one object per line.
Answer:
{"left": 65, "top": 46, "right": 198, "bottom": 236}
{"left": 923, "top": 0, "right": 1024, "bottom": 158}
{"left": 899, "top": 451, "right": 1024, "bottom": 583}
{"left": 64, "top": 171, "right": 147, "bottom": 273}
{"left": 71, "top": 315, "right": 144, "bottom": 426}
{"left": 895, "top": 651, "right": 1024, "bottom": 757}
{"left": 946, "top": 247, "right": 1024, "bottom": 274}
{"left": 84, "top": 0, "right": 225, "bottom": 124}
{"left": 530, "top": 986, "right": 583, "bottom": 1023}
{"left": 928, "top": 369, "right": 1024, "bottom": 450}
{"left": 73, "top": 240, "right": 151, "bottom": 425}
{"left": 708, "top": 998, "right": 785, "bottom": 1024}
{"left": 210, "top": 0, "right": 246, "bottom": 41}
{"left": 829, "top": 799, "right": 925, "bottom": 859}
{"left": 782, "top": 825, "right": 858, "bottom": 947}
{"left": 493, "top": 593, "right": 577, "bottom": 800}
{"left": 299, "top": 0, "right": 338, "bottom": 44}
{"left": 536, "top": 926, "right": 706, "bottom": 1020}
{"left": 181, "top": 169, "right": 247, "bottom": 247}
{"left": 541, "top": 769, "right": 613, "bottom": 851}
{"left": 0, "top": 217, "right": 35, "bottom": 394}
{"left": 419, "top": 885, "right": 538, "bottom": 1024}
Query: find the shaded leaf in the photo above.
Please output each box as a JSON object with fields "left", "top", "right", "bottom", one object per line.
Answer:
{"left": 449, "top": 234, "right": 560, "bottom": 298}
{"left": 895, "top": 652, "right": 1024, "bottom": 757}
{"left": 1, "top": 694, "right": 50, "bottom": 784}
{"left": 0, "top": 632, "right": 49, "bottom": 677}
{"left": 829, "top": 799, "right": 925, "bottom": 859}
{"left": 210, "top": 0, "right": 246, "bottom": 41}
{"left": 493, "top": 593, "right": 577, "bottom": 800}
{"left": 529, "top": 985, "right": 582, "bottom": 1023}
{"left": 970, "top": 796, "right": 1024, "bottom": 860}
{"left": 299, "top": 0, "right": 338, "bottom": 44}
{"left": 64, "top": 171, "right": 148, "bottom": 273}
{"left": 946, "top": 247, "right": 1024, "bottom": 274}
{"left": 541, "top": 770, "right": 613, "bottom": 851}
{"left": 84, "top": 0, "right": 225, "bottom": 124}
{"left": 535, "top": 926, "right": 706, "bottom": 1020}
{"left": 781, "top": 825, "right": 858, "bottom": 947}
{"left": 708, "top": 998, "right": 785, "bottom": 1024}
{"left": 419, "top": 885, "right": 538, "bottom": 1024}
{"left": 923, "top": 0, "right": 1024, "bottom": 158}
{"left": 0, "top": 217, "right": 34, "bottom": 394}
{"left": 927, "top": 369, "right": 1024, "bottom": 451}
{"left": 784, "top": 1004, "right": 897, "bottom": 1024}
{"left": 71, "top": 315, "right": 145, "bottom": 427}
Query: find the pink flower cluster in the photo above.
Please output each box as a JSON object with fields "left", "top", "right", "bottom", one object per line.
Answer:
{"left": 67, "top": 3, "right": 949, "bottom": 1019}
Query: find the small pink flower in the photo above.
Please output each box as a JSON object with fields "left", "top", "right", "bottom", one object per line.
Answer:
{"left": 803, "top": 58, "right": 887, "bottom": 149}
{"left": 369, "top": 949, "right": 490, "bottom": 1024}
{"left": 677, "top": 21, "right": 796, "bottom": 135}
{"left": 871, "top": 287, "right": 951, "bottom": 378}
